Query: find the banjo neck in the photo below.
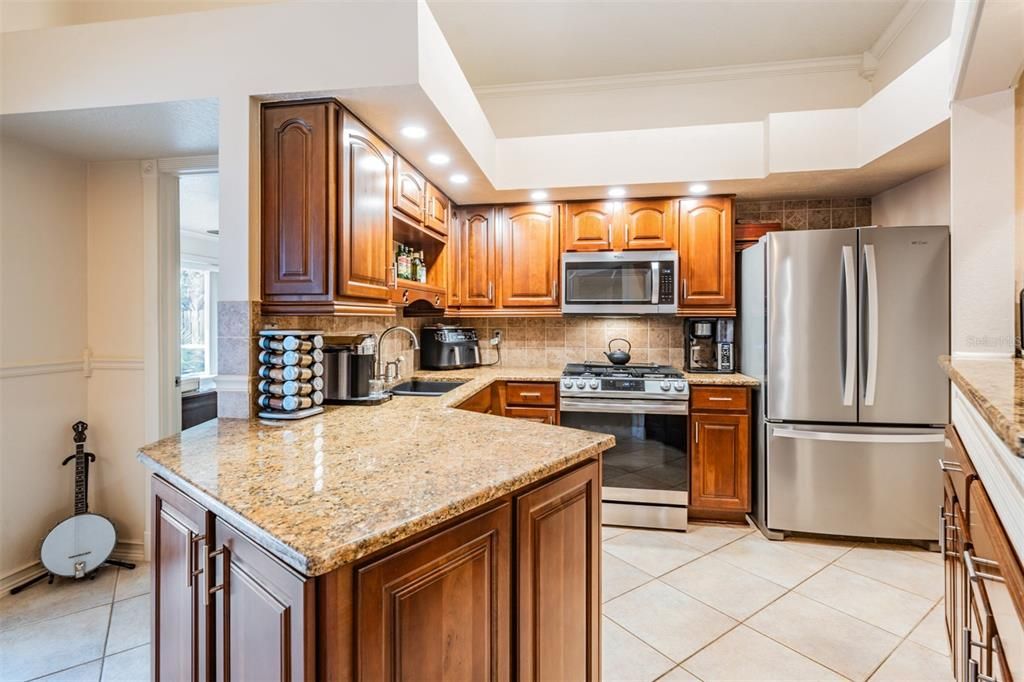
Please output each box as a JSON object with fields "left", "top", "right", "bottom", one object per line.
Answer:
{"left": 71, "top": 422, "right": 90, "bottom": 516}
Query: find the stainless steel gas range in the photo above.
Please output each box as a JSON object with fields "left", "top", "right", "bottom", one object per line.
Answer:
{"left": 559, "top": 362, "right": 690, "bottom": 531}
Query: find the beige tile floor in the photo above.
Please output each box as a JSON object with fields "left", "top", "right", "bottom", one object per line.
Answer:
{"left": 602, "top": 523, "right": 952, "bottom": 682}
{"left": 0, "top": 526, "right": 951, "bottom": 681}
{"left": 0, "top": 563, "right": 150, "bottom": 681}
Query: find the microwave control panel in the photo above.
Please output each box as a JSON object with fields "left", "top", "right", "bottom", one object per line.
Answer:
{"left": 658, "top": 263, "right": 676, "bottom": 304}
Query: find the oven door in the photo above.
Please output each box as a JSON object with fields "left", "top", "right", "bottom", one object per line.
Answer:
{"left": 562, "top": 251, "right": 677, "bottom": 314}
{"left": 560, "top": 397, "right": 689, "bottom": 529}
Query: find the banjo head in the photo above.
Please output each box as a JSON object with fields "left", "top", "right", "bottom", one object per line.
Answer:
{"left": 41, "top": 514, "right": 116, "bottom": 577}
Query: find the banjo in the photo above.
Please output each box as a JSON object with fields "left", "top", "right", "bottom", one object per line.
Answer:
{"left": 40, "top": 421, "right": 117, "bottom": 578}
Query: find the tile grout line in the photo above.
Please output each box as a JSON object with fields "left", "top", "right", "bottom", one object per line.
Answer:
{"left": 863, "top": 596, "right": 946, "bottom": 681}
{"left": 97, "top": 568, "right": 121, "bottom": 680}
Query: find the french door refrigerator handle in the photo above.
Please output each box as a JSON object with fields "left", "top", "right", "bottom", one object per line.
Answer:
{"left": 863, "top": 243, "right": 879, "bottom": 406}
{"left": 772, "top": 428, "right": 945, "bottom": 444}
{"left": 841, "top": 245, "right": 856, "bottom": 406}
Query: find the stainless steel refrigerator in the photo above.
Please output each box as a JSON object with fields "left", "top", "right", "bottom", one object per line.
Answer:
{"left": 740, "top": 226, "right": 949, "bottom": 541}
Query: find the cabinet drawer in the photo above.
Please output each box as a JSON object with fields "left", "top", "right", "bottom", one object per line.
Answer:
{"left": 691, "top": 386, "right": 748, "bottom": 411}
{"left": 506, "top": 382, "right": 557, "bottom": 407}
{"left": 505, "top": 407, "right": 558, "bottom": 425}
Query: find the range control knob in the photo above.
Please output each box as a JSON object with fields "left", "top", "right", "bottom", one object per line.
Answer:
{"left": 562, "top": 378, "right": 573, "bottom": 389}
{"left": 575, "top": 380, "right": 586, "bottom": 389}
{"left": 660, "top": 381, "right": 671, "bottom": 391}
{"left": 589, "top": 380, "right": 599, "bottom": 389}
{"left": 673, "top": 381, "right": 686, "bottom": 392}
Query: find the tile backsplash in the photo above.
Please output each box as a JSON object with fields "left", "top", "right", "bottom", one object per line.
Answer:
{"left": 736, "top": 197, "right": 872, "bottom": 230}
{"left": 454, "top": 316, "right": 686, "bottom": 369}
{"left": 255, "top": 313, "right": 687, "bottom": 375}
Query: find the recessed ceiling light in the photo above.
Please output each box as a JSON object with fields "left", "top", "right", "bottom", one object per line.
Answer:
{"left": 450, "top": 173, "right": 468, "bottom": 184}
{"left": 531, "top": 190, "right": 549, "bottom": 200}
{"left": 400, "top": 125, "right": 427, "bottom": 139}
{"left": 428, "top": 153, "right": 450, "bottom": 165}
{"left": 689, "top": 183, "right": 709, "bottom": 194}
{"left": 607, "top": 187, "right": 626, "bottom": 198}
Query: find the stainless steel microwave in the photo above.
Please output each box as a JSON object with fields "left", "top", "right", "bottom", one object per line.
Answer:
{"left": 561, "top": 250, "right": 678, "bottom": 314}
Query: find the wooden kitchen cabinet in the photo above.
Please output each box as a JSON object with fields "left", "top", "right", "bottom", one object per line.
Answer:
{"left": 689, "top": 386, "right": 750, "bottom": 515}
{"left": 211, "top": 518, "right": 315, "bottom": 682}
{"left": 500, "top": 203, "right": 561, "bottom": 307}
{"left": 260, "top": 101, "right": 396, "bottom": 316}
{"left": 562, "top": 199, "right": 676, "bottom": 252}
{"left": 261, "top": 100, "right": 336, "bottom": 301}
{"left": 356, "top": 503, "right": 512, "bottom": 681}
{"left": 338, "top": 111, "right": 394, "bottom": 303}
{"left": 679, "top": 197, "right": 734, "bottom": 314}
{"left": 152, "top": 477, "right": 212, "bottom": 682}
{"left": 564, "top": 200, "right": 616, "bottom": 251}
{"left": 459, "top": 206, "right": 499, "bottom": 307}
{"left": 393, "top": 155, "right": 426, "bottom": 223}
{"left": 944, "top": 425, "right": 1024, "bottom": 682}
{"left": 152, "top": 477, "right": 314, "bottom": 682}
{"left": 425, "top": 183, "right": 450, "bottom": 236}
{"left": 516, "top": 461, "right": 600, "bottom": 681}
{"left": 620, "top": 199, "right": 676, "bottom": 250}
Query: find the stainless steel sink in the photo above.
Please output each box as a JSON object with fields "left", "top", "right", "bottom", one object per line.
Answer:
{"left": 389, "top": 379, "right": 468, "bottom": 396}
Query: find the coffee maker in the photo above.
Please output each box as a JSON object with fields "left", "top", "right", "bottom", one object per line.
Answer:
{"left": 685, "top": 318, "right": 734, "bottom": 373}
{"left": 322, "top": 334, "right": 377, "bottom": 402}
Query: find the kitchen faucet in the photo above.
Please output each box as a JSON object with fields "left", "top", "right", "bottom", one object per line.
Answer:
{"left": 376, "top": 325, "right": 420, "bottom": 383}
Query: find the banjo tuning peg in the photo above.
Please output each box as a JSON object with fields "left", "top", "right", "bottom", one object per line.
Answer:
{"left": 72, "top": 421, "right": 88, "bottom": 443}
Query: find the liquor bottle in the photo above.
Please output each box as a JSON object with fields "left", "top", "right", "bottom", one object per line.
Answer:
{"left": 259, "top": 365, "right": 313, "bottom": 382}
{"left": 418, "top": 250, "right": 428, "bottom": 283}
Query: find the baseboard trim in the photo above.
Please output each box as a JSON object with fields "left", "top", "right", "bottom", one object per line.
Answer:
{"left": 0, "top": 562, "right": 48, "bottom": 598}
{"left": 0, "top": 541, "right": 145, "bottom": 598}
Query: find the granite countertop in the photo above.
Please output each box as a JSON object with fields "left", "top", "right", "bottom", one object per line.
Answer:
{"left": 940, "top": 355, "right": 1024, "bottom": 456}
{"left": 137, "top": 367, "right": 612, "bottom": 577}
{"left": 137, "top": 365, "right": 758, "bottom": 577}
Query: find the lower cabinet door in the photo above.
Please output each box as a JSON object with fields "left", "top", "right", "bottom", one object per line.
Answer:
{"left": 356, "top": 503, "right": 512, "bottom": 681}
{"left": 211, "top": 519, "right": 314, "bottom": 682}
{"left": 152, "top": 477, "right": 212, "bottom": 682}
{"left": 691, "top": 412, "right": 750, "bottom": 512}
{"left": 516, "top": 461, "right": 601, "bottom": 681}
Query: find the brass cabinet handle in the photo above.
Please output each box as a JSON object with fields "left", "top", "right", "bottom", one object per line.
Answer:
{"left": 607, "top": 223, "right": 612, "bottom": 246}
{"left": 682, "top": 278, "right": 687, "bottom": 300}
{"left": 388, "top": 265, "right": 397, "bottom": 289}
{"left": 488, "top": 282, "right": 494, "bottom": 301}
{"left": 707, "top": 396, "right": 733, "bottom": 402}
{"left": 938, "top": 459, "right": 963, "bottom": 472}
{"left": 519, "top": 392, "right": 542, "bottom": 398}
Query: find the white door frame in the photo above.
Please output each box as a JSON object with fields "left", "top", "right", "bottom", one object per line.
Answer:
{"left": 141, "top": 154, "right": 218, "bottom": 558}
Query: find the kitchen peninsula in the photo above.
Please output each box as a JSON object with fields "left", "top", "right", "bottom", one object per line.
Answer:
{"left": 138, "top": 370, "right": 614, "bottom": 680}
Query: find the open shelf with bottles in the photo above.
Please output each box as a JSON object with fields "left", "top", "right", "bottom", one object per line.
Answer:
{"left": 392, "top": 214, "right": 448, "bottom": 310}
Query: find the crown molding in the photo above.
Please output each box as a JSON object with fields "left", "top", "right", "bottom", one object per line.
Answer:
{"left": 473, "top": 55, "right": 864, "bottom": 99}
{"left": 869, "top": 0, "right": 927, "bottom": 60}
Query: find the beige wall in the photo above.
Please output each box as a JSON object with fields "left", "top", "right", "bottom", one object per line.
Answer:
{"left": 0, "top": 136, "right": 88, "bottom": 583}
{"left": 950, "top": 90, "right": 1017, "bottom": 356}
{"left": 0, "top": 0, "right": 278, "bottom": 33}
{"left": 84, "top": 160, "right": 148, "bottom": 555}
{"left": 872, "top": 164, "right": 950, "bottom": 227}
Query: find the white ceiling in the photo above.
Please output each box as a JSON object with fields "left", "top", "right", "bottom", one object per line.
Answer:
{"left": 0, "top": 98, "right": 219, "bottom": 160}
{"left": 427, "top": 0, "right": 908, "bottom": 87}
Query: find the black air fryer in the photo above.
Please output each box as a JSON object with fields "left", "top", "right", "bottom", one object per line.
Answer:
{"left": 420, "top": 325, "right": 481, "bottom": 370}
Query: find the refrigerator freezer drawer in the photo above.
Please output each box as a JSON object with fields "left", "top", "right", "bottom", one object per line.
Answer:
{"left": 767, "top": 424, "right": 943, "bottom": 540}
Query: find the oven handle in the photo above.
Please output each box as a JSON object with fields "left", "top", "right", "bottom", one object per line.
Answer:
{"left": 560, "top": 397, "right": 689, "bottom": 415}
